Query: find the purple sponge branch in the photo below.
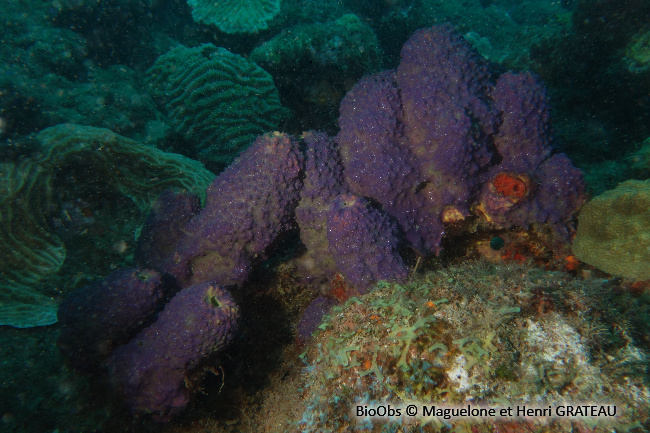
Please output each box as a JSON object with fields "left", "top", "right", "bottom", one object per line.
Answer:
{"left": 57, "top": 268, "right": 170, "bottom": 370}
{"left": 294, "top": 131, "right": 349, "bottom": 282}
{"left": 146, "top": 132, "right": 304, "bottom": 287}
{"left": 134, "top": 189, "right": 201, "bottom": 277}
{"left": 396, "top": 23, "right": 495, "bottom": 188}
{"left": 491, "top": 72, "right": 553, "bottom": 172}
{"left": 326, "top": 195, "right": 408, "bottom": 291}
{"left": 477, "top": 72, "right": 585, "bottom": 231}
{"left": 108, "top": 282, "right": 239, "bottom": 419}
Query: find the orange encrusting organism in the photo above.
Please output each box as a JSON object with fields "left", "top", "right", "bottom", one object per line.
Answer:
{"left": 328, "top": 273, "right": 353, "bottom": 303}
{"left": 492, "top": 173, "right": 528, "bottom": 199}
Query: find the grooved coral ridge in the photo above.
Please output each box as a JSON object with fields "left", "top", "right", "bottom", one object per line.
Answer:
{"left": 147, "top": 44, "right": 284, "bottom": 165}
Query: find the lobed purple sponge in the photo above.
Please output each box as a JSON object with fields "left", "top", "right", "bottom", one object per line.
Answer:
{"left": 294, "top": 131, "right": 349, "bottom": 282}
{"left": 108, "top": 282, "right": 239, "bottom": 418}
{"left": 338, "top": 25, "right": 584, "bottom": 253}
{"left": 57, "top": 268, "right": 170, "bottom": 370}
{"left": 337, "top": 25, "right": 496, "bottom": 254}
{"left": 490, "top": 72, "right": 553, "bottom": 173}
{"left": 477, "top": 72, "right": 585, "bottom": 230}
{"left": 337, "top": 71, "right": 427, "bottom": 252}
{"left": 395, "top": 23, "right": 495, "bottom": 188}
{"left": 144, "top": 132, "right": 304, "bottom": 287}
{"left": 135, "top": 189, "right": 201, "bottom": 276}
{"left": 326, "top": 195, "right": 408, "bottom": 291}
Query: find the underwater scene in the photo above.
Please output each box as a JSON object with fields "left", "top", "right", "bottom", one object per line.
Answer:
{"left": 1, "top": 0, "right": 650, "bottom": 432}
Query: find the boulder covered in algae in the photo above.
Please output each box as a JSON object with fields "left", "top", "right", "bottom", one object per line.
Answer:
{"left": 290, "top": 261, "right": 649, "bottom": 432}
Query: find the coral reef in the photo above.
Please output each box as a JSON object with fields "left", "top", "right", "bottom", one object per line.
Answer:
{"left": 54, "top": 25, "right": 588, "bottom": 421}
{"left": 51, "top": 0, "right": 158, "bottom": 66}
{"left": 5, "top": 0, "right": 650, "bottom": 430}
{"left": 294, "top": 262, "right": 650, "bottom": 432}
{"left": 572, "top": 179, "right": 650, "bottom": 280}
{"left": 187, "top": 0, "right": 280, "bottom": 34}
{"left": 0, "top": 123, "right": 213, "bottom": 328}
{"left": 108, "top": 282, "right": 239, "bottom": 419}
{"left": 147, "top": 44, "right": 285, "bottom": 167}
{"left": 0, "top": 0, "right": 159, "bottom": 140}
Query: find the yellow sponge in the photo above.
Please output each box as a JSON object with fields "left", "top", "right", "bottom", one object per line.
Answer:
{"left": 573, "top": 180, "right": 650, "bottom": 280}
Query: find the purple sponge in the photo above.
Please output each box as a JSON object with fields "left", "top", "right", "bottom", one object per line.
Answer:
{"left": 326, "top": 195, "right": 408, "bottom": 291}
{"left": 337, "top": 25, "right": 496, "bottom": 254}
{"left": 57, "top": 268, "right": 169, "bottom": 370}
{"left": 491, "top": 72, "right": 553, "bottom": 172}
{"left": 294, "top": 131, "right": 349, "bottom": 282}
{"left": 338, "top": 25, "right": 585, "bottom": 253}
{"left": 149, "top": 132, "right": 304, "bottom": 287}
{"left": 108, "top": 282, "right": 239, "bottom": 418}
{"left": 477, "top": 72, "right": 585, "bottom": 231}
{"left": 134, "top": 189, "right": 201, "bottom": 276}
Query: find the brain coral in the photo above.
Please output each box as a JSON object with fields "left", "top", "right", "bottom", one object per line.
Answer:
{"left": 572, "top": 179, "right": 650, "bottom": 280}
{"left": 0, "top": 161, "right": 62, "bottom": 328}
{"left": 186, "top": 0, "right": 280, "bottom": 34}
{"left": 0, "top": 123, "right": 214, "bottom": 328}
{"left": 147, "top": 44, "right": 284, "bottom": 166}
